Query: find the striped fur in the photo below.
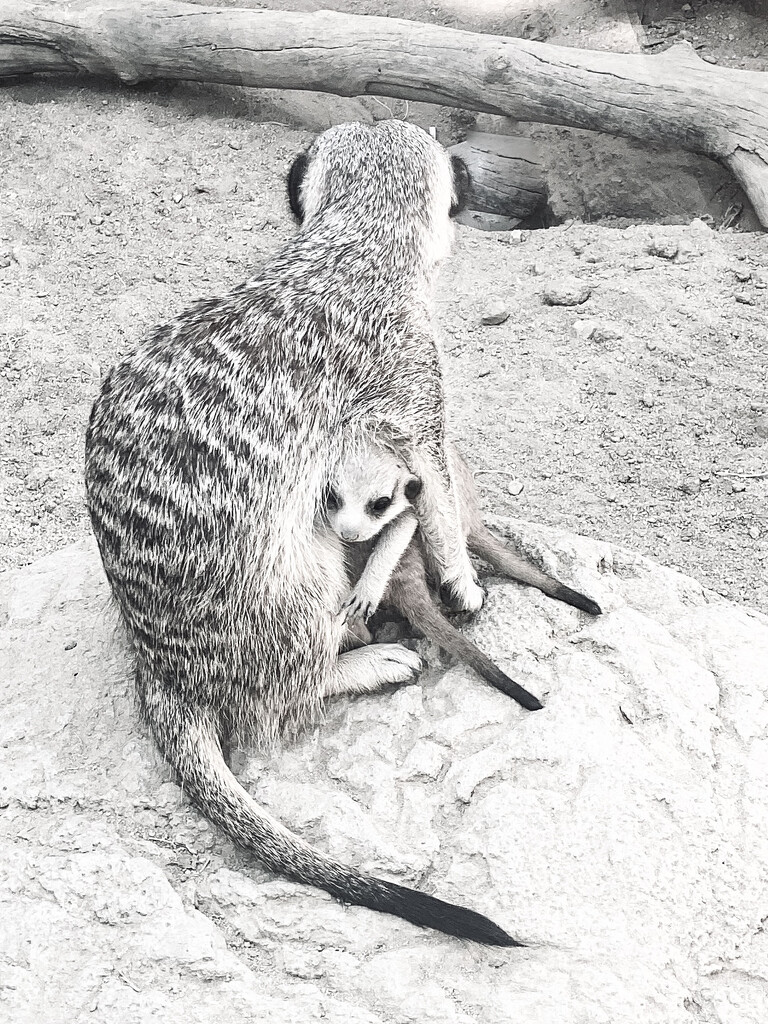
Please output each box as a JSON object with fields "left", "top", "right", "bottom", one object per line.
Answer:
{"left": 85, "top": 121, "right": 519, "bottom": 946}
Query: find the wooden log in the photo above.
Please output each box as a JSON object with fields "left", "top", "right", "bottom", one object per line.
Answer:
{"left": 448, "top": 133, "right": 547, "bottom": 222}
{"left": 1, "top": 0, "right": 767, "bottom": 227}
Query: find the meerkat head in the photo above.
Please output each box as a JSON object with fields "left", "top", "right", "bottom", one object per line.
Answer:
{"left": 325, "top": 442, "right": 422, "bottom": 544}
{"left": 287, "top": 120, "right": 470, "bottom": 269}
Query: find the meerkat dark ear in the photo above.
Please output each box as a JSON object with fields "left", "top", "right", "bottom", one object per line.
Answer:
{"left": 449, "top": 155, "right": 471, "bottom": 218}
{"left": 287, "top": 151, "right": 310, "bottom": 222}
{"left": 404, "top": 475, "right": 423, "bottom": 501}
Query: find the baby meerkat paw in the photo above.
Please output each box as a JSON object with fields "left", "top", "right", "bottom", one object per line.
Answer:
{"left": 440, "top": 575, "right": 486, "bottom": 614}
{"left": 339, "top": 582, "right": 382, "bottom": 625}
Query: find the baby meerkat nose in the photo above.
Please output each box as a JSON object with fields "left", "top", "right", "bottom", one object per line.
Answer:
{"left": 339, "top": 528, "right": 360, "bottom": 542}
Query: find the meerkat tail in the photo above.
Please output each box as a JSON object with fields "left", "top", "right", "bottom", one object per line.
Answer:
{"left": 152, "top": 692, "right": 521, "bottom": 947}
{"left": 387, "top": 557, "right": 543, "bottom": 712}
{"left": 467, "top": 524, "right": 602, "bottom": 617}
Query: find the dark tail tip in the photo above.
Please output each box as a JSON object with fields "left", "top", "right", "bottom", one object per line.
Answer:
{"left": 488, "top": 671, "right": 544, "bottom": 711}
{"left": 470, "top": 654, "right": 543, "bottom": 710}
{"left": 556, "top": 585, "right": 602, "bottom": 617}
{"left": 375, "top": 880, "right": 523, "bottom": 947}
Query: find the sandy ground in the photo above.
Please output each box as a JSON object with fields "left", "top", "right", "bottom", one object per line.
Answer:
{"left": 1, "top": 0, "right": 767, "bottom": 612}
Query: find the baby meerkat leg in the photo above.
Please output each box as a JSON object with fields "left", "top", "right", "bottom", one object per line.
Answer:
{"left": 322, "top": 644, "right": 422, "bottom": 698}
{"left": 407, "top": 452, "right": 485, "bottom": 614}
{"left": 340, "top": 511, "right": 419, "bottom": 624}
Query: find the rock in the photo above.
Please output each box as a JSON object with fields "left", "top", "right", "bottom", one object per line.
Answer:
{"left": 678, "top": 477, "right": 701, "bottom": 495}
{"left": 480, "top": 300, "right": 510, "bottom": 326}
{"left": 572, "top": 318, "right": 597, "bottom": 341}
{"left": 2, "top": 537, "right": 768, "bottom": 1023}
{"left": 541, "top": 277, "right": 591, "bottom": 306}
{"left": 591, "top": 323, "right": 624, "bottom": 344}
{"left": 455, "top": 210, "right": 521, "bottom": 232}
{"left": 498, "top": 229, "right": 529, "bottom": 245}
{"left": 648, "top": 238, "right": 679, "bottom": 260}
{"left": 24, "top": 467, "right": 53, "bottom": 491}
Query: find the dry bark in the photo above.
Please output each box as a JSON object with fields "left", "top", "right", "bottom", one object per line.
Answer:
{"left": 449, "top": 133, "right": 547, "bottom": 222}
{"left": 1, "top": 0, "right": 767, "bottom": 227}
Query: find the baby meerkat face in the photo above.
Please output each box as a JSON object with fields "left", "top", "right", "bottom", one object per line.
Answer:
{"left": 326, "top": 445, "right": 422, "bottom": 543}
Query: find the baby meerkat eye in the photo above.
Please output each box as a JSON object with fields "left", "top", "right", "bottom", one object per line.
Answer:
{"left": 326, "top": 489, "right": 340, "bottom": 512}
{"left": 369, "top": 496, "right": 392, "bottom": 515}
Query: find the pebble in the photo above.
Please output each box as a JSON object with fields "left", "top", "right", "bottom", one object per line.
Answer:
{"left": 542, "top": 277, "right": 591, "bottom": 306}
{"left": 64, "top": 640, "right": 77, "bottom": 651}
{"left": 500, "top": 229, "right": 529, "bottom": 244}
{"left": 749, "top": 526, "right": 760, "bottom": 540}
{"left": 153, "top": 270, "right": 167, "bottom": 282}
{"left": 25, "top": 468, "right": 53, "bottom": 491}
{"left": 648, "top": 238, "right": 679, "bottom": 260}
{"left": 89, "top": 214, "right": 104, "bottom": 226}
{"left": 731, "top": 481, "right": 747, "bottom": 493}
{"left": 480, "top": 301, "right": 510, "bottom": 326}
{"left": 679, "top": 478, "right": 700, "bottom": 496}
{"left": 506, "top": 478, "right": 524, "bottom": 496}
{"left": 592, "top": 324, "right": 623, "bottom": 344}
{"left": 172, "top": 192, "right": 183, "bottom": 204}
{"left": 753, "top": 270, "right": 768, "bottom": 289}
{"left": 640, "top": 391, "right": 655, "bottom": 408}
{"left": 734, "top": 268, "right": 752, "bottom": 283}
{"left": 572, "top": 318, "right": 596, "bottom": 341}
{"left": 735, "top": 293, "right": 755, "bottom": 305}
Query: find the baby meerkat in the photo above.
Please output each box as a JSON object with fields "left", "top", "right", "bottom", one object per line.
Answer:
{"left": 325, "top": 441, "right": 601, "bottom": 712}
{"left": 325, "top": 440, "right": 422, "bottom": 625}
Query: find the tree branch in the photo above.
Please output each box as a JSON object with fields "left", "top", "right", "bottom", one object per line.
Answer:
{"left": 2, "top": 0, "right": 767, "bottom": 226}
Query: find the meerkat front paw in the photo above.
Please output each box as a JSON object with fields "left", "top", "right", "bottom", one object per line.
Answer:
{"left": 370, "top": 643, "right": 423, "bottom": 685}
{"left": 440, "top": 575, "right": 486, "bottom": 614}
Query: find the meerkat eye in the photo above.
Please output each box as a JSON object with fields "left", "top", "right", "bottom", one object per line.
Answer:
{"left": 326, "top": 489, "right": 340, "bottom": 512}
{"left": 369, "top": 496, "right": 392, "bottom": 515}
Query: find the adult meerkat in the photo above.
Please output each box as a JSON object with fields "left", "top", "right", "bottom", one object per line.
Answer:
{"left": 325, "top": 441, "right": 601, "bottom": 712}
{"left": 85, "top": 121, "right": 517, "bottom": 946}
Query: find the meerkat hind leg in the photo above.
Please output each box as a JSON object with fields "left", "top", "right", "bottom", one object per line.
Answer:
{"left": 323, "top": 644, "right": 422, "bottom": 699}
{"left": 449, "top": 450, "right": 601, "bottom": 616}
{"left": 468, "top": 524, "right": 601, "bottom": 615}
